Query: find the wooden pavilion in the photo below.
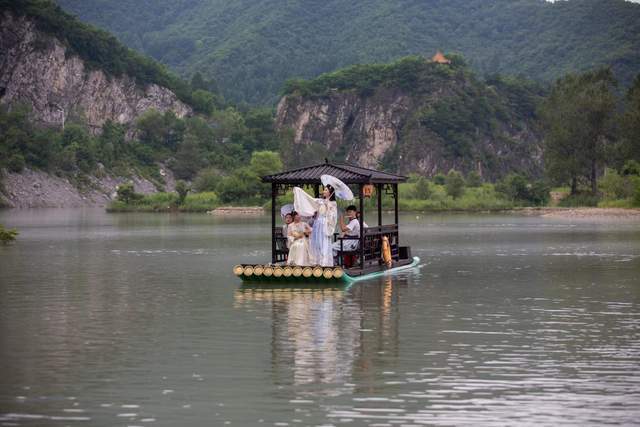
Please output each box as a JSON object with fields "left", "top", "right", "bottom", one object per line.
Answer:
{"left": 258, "top": 160, "right": 415, "bottom": 278}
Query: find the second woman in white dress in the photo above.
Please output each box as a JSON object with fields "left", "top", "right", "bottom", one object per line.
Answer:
{"left": 287, "top": 211, "right": 312, "bottom": 266}
{"left": 293, "top": 185, "right": 337, "bottom": 266}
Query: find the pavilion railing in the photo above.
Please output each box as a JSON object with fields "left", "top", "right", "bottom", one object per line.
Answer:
{"left": 334, "top": 224, "right": 399, "bottom": 269}
{"left": 273, "top": 227, "right": 288, "bottom": 263}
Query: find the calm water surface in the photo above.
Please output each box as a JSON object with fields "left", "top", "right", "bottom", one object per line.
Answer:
{"left": 0, "top": 209, "right": 639, "bottom": 426}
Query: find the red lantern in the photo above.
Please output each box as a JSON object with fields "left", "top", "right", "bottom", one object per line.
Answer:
{"left": 363, "top": 185, "right": 375, "bottom": 198}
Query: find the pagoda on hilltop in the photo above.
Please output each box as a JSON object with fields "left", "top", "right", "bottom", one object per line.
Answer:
{"left": 431, "top": 50, "right": 451, "bottom": 64}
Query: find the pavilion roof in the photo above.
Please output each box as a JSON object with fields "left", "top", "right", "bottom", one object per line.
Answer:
{"left": 261, "top": 161, "right": 406, "bottom": 185}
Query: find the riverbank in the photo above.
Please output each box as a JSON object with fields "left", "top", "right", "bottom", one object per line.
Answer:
{"left": 106, "top": 192, "right": 219, "bottom": 212}
{"left": 0, "top": 167, "right": 175, "bottom": 208}
{"left": 104, "top": 199, "right": 640, "bottom": 220}
{"left": 535, "top": 207, "right": 640, "bottom": 219}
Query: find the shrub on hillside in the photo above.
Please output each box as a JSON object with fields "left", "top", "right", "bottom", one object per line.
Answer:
{"left": 413, "top": 176, "right": 432, "bottom": 199}
{"left": 0, "top": 224, "right": 18, "bottom": 244}
{"left": 600, "top": 169, "right": 634, "bottom": 200}
{"left": 623, "top": 160, "right": 640, "bottom": 176}
{"left": 634, "top": 179, "right": 640, "bottom": 207}
{"left": 466, "top": 171, "right": 482, "bottom": 187}
{"left": 496, "top": 173, "right": 549, "bottom": 206}
{"left": 445, "top": 170, "right": 465, "bottom": 199}
{"left": 7, "top": 154, "right": 25, "bottom": 173}
{"left": 116, "top": 182, "right": 143, "bottom": 204}
{"left": 193, "top": 168, "right": 220, "bottom": 192}
{"left": 433, "top": 173, "right": 446, "bottom": 185}
{"left": 175, "top": 180, "right": 190, "bottom": 205}
{"left": 558, "top": 193, "right": 599, "bottom": 207}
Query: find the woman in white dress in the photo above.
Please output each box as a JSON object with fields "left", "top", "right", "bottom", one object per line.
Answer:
{"left": 287, "top": 211, "right": 312, "bottom": 266}
{"left": 293, "top": 185, "right": 338, "bottom": 266}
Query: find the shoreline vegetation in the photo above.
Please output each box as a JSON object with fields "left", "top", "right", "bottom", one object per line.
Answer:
{"left": 106, "top": 199, "right": 640, "bottom": 219}
{"left": 0, "top": 224, "right": 18, "bottom": 244}
{"left": 106, "top": 171, "right": 640, "bottom": 217}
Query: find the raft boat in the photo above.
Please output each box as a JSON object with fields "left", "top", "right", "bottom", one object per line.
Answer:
{"left": 232, "top": 160, "right": 419, "bottom": 284}
{"left": 234, "top": 256, "right": 420, "bottom": 284}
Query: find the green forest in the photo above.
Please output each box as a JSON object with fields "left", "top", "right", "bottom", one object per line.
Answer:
{"left": 2, "top": 55, "right": 639, "bottom": 210}
{"left": 56, "top": 0, "right": 640, "bottom": 105}
{"left": 1, "top": 0, "right": 639, "bottom": 211}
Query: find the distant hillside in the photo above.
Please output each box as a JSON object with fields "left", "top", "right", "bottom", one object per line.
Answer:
{"left": 0, "top": 3, "right": 191, "bottom": 132}
{"left": 0, "top": 1, "right": 282, "bottom": 208}
{"left": 0, "top": 1, "right": 195, "bottom": 207}
{"left": 2, "top": 0, "right": 199, "bottom": 105}
{"left": 276, "top": 56, "right": 545, "bottom": 179}
{"left": 57, "top": 0, "right": 640, "bottom": 104}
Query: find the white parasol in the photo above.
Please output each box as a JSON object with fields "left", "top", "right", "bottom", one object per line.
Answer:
{"left": 321, "top": 174, "right": 354, "bottom": 200}
{"left": 280, "top": 204, "right": 294, "bottom": 219}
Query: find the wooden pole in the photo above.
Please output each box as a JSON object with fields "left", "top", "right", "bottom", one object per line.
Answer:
{"left": 359, "top": 183, "right": 364, "bottom": 270}
{"left": 394, "top": 183, "right": 399, "bottom": 248}
{"left": 271, "top": 182, "right": 277, "bottom": 264}
{"left": 377, "top": 183, "right": 382, "bottom": 226}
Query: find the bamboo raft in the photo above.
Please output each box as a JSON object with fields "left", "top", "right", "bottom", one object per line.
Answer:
{"left": 233, "top": 264, "right": 345, "bottom": 282}
{"left": 233, "top": 256, "right": 420, "bottom": 284}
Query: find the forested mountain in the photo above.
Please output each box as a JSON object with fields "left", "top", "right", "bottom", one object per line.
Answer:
{"left": 0, "top": 0, "right": 278, "bottom": 207}
{"left": 276, "top": 55, "right": 545, "bottom": 179}
{"left": 56, "top": 0, "right": 640, "bottom": 105}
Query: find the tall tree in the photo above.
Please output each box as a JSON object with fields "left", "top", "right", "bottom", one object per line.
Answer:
{"left": 540, "top": 68, "right": 617, "bottom": 195}
{"left": 619, "top": 75, "right": 640, "bottom": 163}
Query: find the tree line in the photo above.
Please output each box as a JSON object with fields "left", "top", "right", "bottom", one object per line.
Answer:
{"left": 1, "top": 58, "right": 639, "bottom": 208}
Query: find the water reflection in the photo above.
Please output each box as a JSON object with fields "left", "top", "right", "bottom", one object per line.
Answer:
{"left": 236, "top": 286, "right": 359, "bottom": 396}
{"left": 234, "top": 277, "right": 410, "bottom": 398}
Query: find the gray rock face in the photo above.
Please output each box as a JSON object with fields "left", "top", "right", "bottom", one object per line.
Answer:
{"left": 0, "top": 166, "right": 176, "bottom": 208}
{"left": 0, "top": 11, "right": 192, "bottom": 132}
{"left": 276, "top": 87, "right": 542, "bottom": 179}
{"left": 276, "top": 89, "right": 411, "bottom": 169}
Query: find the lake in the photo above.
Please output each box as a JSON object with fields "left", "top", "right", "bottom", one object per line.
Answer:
{"left": 1, "top": 209, "right": 639, "bottom": 426}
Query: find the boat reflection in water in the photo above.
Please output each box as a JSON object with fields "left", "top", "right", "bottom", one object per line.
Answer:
{"left": 233, "top": 277, "right": 410, "bottom": 397}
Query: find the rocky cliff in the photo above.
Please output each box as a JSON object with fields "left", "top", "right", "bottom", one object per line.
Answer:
{"left": 276, "top": 58, "right": 544, "bottom": 180}
{"left": 1, "top": 165, "right": 176, "bottom": 208}
{"left": 0, "top": 11, "right": 191, "bottom": 132}
{"left": 0, "top": 9, "right": 190, "bottom": 207}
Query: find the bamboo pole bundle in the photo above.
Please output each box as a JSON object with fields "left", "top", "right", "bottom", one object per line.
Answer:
{"left": 332, "top": 267, "right": 344, "bottom": 279}
{"left": 313, "top": 266, "right": 324, "bottom": 278}
{"left": 302, "top": 267, "right": 313, "bottom": 278}
{"left": 243, "top": 266, "right": 254, "bottom": 276}
{"left": 253, "top": 265, "right": 264, "bottom": 276}
{"left": 273, "top": 266, "right": 284, "bottom": 277}
{"left": 323, "top": 268, "right": 333, "bottom": 279}
{"left": 233, "top": 265, "right": 244, "bottom": 276}
{"left": 263, "top": 266, "right": 273, "bottom": 277}
{"left": 292, "top": 266, "right": 303, "bottom": 277}
{"left": 283, "top": 266, "right": 293, "bottom": 277}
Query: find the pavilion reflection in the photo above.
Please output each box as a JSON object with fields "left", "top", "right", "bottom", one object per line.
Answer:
{"left": 234, "top": 277, "right": 408, "bottom": 396}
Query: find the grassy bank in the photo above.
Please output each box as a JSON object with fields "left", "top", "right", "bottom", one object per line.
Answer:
{"left": 107, "top": 192, "right": 219, "bottom": 212}
{"left": 396, "top": 182, "right": 514, "bottom": 211}
{"left": 107, "top": 175, "right": 640, "bottom": 214}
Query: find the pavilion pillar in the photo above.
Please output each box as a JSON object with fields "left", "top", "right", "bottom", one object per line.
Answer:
{"left": 377, "top": 183, "right": 382, "bottom": 226}
{"left": 313, "top": 184, "right": 320, "bottom": 198}
{"left": 394, "top": 183, "right": 399, "bottom": 248}
{"left": 271, "top": 182, "right": 277, "bottom": 264}
{"left": 359, "top": 183, "right": 364, "bottom": 270}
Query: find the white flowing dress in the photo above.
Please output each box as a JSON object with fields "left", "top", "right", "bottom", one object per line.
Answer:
{"left": 287, "top": 222, "right": 311, "bottom": 266}
{"left": 293, "top": 187, "right": 337, "bottom": 266}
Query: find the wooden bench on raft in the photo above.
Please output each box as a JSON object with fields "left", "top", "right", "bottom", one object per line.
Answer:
{"left": 334, "top": 225, "right": 400, "bottom": 269}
